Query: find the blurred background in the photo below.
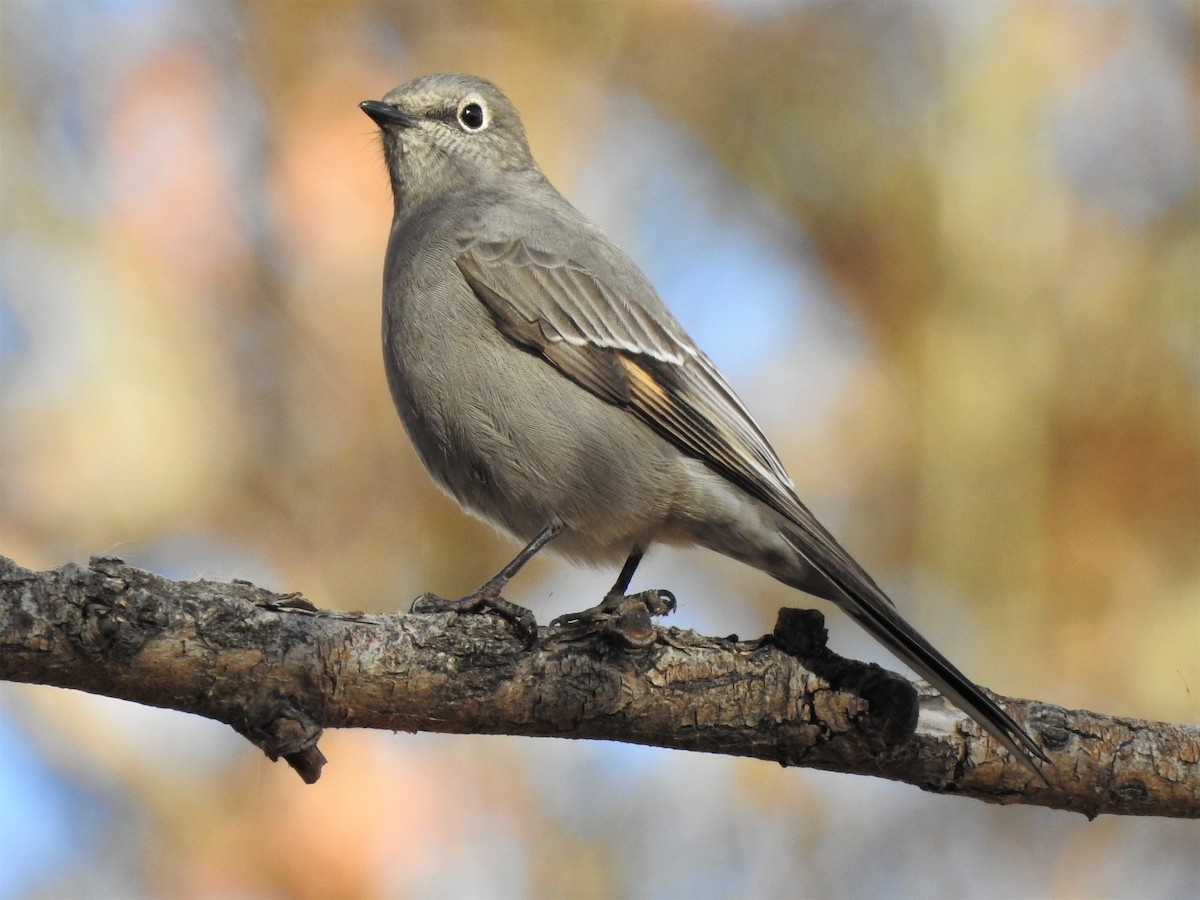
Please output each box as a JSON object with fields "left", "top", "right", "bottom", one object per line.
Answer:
{"left": 2, "top": 0, "right": 1198, "bottom": 896}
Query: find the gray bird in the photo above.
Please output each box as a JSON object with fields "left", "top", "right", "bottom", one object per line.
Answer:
{"left": 360, "top": 73, "right": 1048, "bottom": 773}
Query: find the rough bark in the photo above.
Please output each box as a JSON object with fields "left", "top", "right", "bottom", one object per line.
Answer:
{"left": 0, "top": 555, "right": 1195, "bottom": 818}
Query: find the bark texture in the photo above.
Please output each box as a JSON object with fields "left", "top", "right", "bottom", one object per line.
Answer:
{"left": 1, "top": 555, "right": 1195, "bottom": 817}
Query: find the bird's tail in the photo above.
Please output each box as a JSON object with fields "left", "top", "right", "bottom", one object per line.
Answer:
{"left": 778, "top": 527, "right": 1050, "bottom": 776}
{"left": 837, "top": 582, "right": 1049, "bottom": 775}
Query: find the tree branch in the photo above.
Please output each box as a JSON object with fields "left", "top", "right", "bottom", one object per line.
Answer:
{"left": 1, "top": 555, "right": 1195, "bottom": 817}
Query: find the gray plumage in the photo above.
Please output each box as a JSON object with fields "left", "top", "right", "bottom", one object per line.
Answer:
{"left": 361, "top": 72, "right": 1047, "bottom": 772}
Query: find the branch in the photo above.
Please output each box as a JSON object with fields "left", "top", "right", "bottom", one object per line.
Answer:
{"left": 1, "top": 555, "right": 1195, "bottom": 818}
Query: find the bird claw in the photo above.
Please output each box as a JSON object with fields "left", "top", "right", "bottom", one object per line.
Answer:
{"left": 411, "top": 590, "right": 538, "bottom": 646}
{"left": 550, "top": 589, "right": 676, "bottom": 648}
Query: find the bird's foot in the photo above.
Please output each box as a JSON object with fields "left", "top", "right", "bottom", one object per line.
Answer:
{"left": 550, "top": 588, "right": 676, "bottom": 626}
{"left": 550, "top": 589, "right": 676, "bottom": 648}
{"left": 411, "top": 589, "right": 538, "bottom": 646}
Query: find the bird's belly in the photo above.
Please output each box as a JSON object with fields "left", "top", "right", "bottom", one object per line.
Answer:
{"left": 385, "top": 308, "right": 681, "bottom": 565}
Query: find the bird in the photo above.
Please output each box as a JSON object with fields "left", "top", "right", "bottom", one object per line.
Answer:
{"left": 359, "top": 72, "right": 1048, "bottom": 774}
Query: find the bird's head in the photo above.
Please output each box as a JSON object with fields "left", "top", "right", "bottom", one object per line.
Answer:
{"left": 361, "top": 73, "right": 538, "bottom": 213}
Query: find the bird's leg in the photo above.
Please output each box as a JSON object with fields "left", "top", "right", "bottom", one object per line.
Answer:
{"left": 550, "top": 548, "right": 675, "bottom": 629}
{"left": 608, "top": 549, "right": 644, "bottom": 597}
{"left": 411, "top": 522, "right": 563, "bottom": 643}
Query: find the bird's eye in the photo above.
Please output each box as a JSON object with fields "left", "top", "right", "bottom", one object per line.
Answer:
{"left": 458, "top": 102, "right": 486, "bottom": 131}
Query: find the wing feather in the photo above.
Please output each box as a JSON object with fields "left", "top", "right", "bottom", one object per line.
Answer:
{"left": 456, "top": 237, "right": 884, "bottom": 596}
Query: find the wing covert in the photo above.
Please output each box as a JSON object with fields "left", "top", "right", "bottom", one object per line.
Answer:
{"left": 456, "top": 237, "right": 881, "bottom": 595}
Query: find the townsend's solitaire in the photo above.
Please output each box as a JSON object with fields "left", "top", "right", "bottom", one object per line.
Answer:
{"left": 360, "top": 73, "right": 1047, "bottom": 773}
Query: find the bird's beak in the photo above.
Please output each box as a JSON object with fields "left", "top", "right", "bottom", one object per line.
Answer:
{"left": 359, "top": 100, "right": 420, "bottom": 129}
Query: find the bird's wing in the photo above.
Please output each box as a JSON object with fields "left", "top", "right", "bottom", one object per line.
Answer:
{"left": 456, "top": 238, "right": 877, "bottom": 590}
{"left": 458, "top": 238, "right": 1050, "bottom": 772}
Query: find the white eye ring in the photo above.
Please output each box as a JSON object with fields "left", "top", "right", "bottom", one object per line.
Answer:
{"left": 457, "top": 100, "right": 488, "bottom": 132}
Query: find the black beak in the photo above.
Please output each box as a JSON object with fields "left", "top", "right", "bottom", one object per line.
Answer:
{"left": 359, "top": 100, "right": 420, "bottom": 128}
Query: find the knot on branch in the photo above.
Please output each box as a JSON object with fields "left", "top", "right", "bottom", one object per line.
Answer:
{"left": 76, "top": 557, "right": 164, "bottom": 660}
{"left": 773, "top": 607, "right": 919, "bottom": 749}
{"left": 237, "top": 691, "right": 326, "bottom": 784}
